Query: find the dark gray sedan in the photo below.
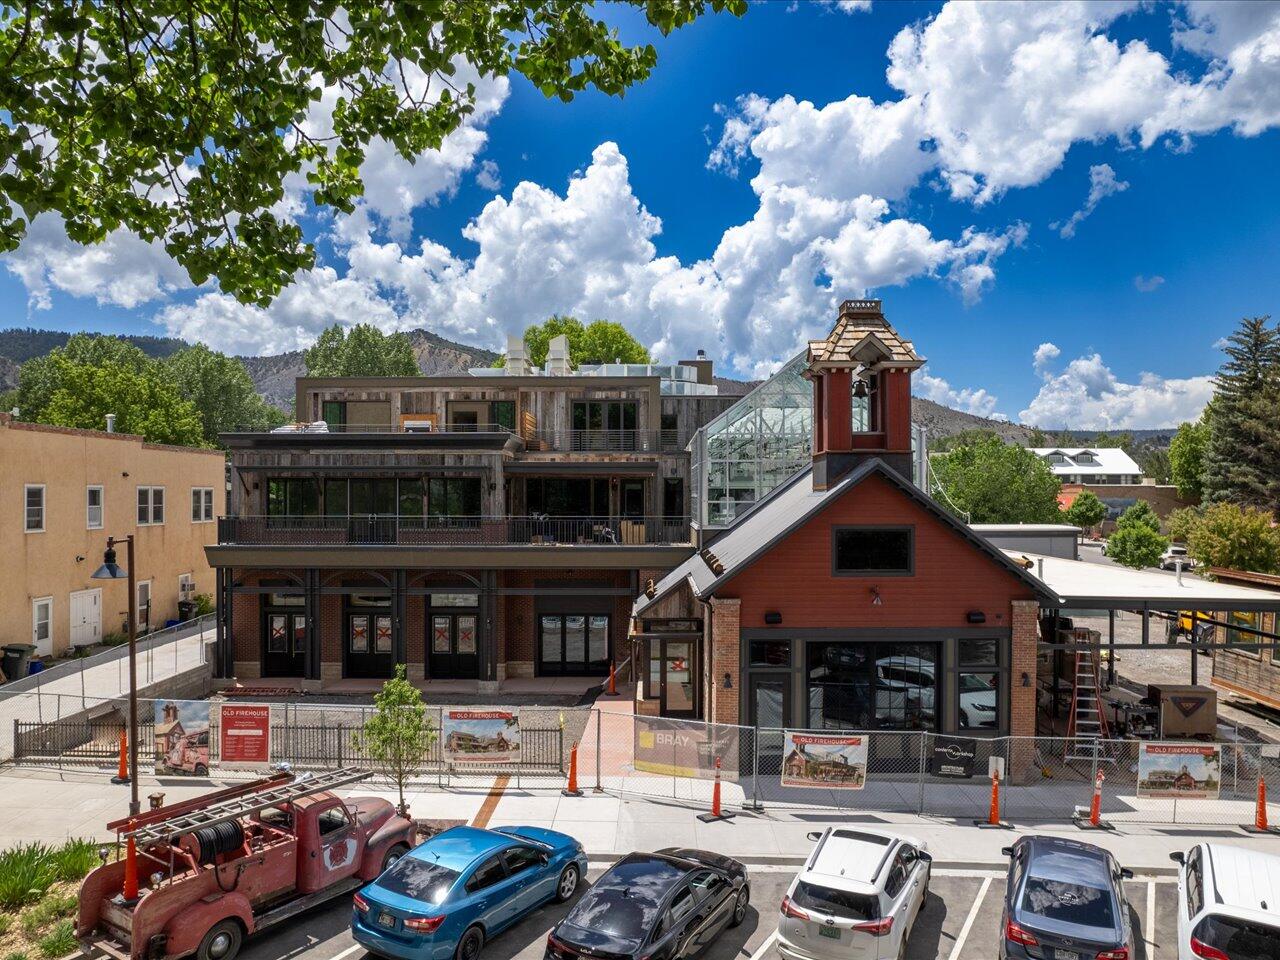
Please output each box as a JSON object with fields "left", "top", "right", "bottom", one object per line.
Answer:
{"left": 999, "top": 837, "right": 1134, "bottom": 960}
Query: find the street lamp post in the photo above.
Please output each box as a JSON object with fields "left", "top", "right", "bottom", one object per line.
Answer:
{"left": 92, "top": 535, "right": 139, "bottom": 817}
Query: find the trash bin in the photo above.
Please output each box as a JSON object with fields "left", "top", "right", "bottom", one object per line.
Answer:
{"left": 1, "top": 643, "right": 37, "bottom": 682}
{"left": 177, "top": 600, "right": 197, "bottom": 621}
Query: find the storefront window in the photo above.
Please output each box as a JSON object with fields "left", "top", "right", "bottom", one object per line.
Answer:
{"left": 959, "top": 638, "right": 999, "bottom": 666}
{"left": 958, "top": 672, "right": 1000, "bottom": 729}
{"left": 806, "top": 642, "right": 938, "bottom": 731}
{"left": 750, "top": 640, "right": 791, "bottom": 668}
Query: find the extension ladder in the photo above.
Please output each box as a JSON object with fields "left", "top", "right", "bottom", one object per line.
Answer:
{"left": 1065, "top": 646, "right": 1114, "bottom": 764}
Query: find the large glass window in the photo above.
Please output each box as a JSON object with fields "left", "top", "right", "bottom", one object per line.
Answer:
{"left": 267, "top": 479, "right": 319, "bottom": 516}
{"left": 539, "top": 614, "right": 610, "bottom": 675}
{"left": 428, "top": 477, "right": 482, "bottom": 518}
{"left": 572, "top": 401, "right": 638, "bottom": 450}
{"left": 807, "top": 642, "right": 938, "bottom": 731}
{"left": 833, "top": 527, "right": 913, "bottom": 575}
{"left": 526, "top": 477, "right": 609, "bottom": 516}
{"left": 349, "top": 478, "right": 396, "bottom": 516}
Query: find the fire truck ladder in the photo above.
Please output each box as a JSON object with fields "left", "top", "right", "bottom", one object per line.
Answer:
{"left": 1064, "top": 646, "right": 1114, "bottom": 765}
{"left": 123, "top": 767, "right": 370, "bottom": 846}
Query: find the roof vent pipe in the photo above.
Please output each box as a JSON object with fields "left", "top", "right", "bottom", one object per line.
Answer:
{"left": 1175, "top": 559, "right": 1184, "bottom": 586}
{"left": 1037, "top": 557, "right": 1044, "bottom": 580}
{"left": 105, "top": 413, "right": 116, "bottom": 433}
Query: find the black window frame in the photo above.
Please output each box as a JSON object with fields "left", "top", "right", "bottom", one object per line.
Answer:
{"left": 466, "top": 855, "right": 508, "bottom": 893}
{"left": 831, "top": 525, "right": 914, "bottom": 577}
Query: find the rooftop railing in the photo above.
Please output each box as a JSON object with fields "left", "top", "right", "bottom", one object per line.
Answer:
{"left": 233, "top": 423, "right": 682, "bottom": 452}
{"left": 217, "top": 514, "right": 692, "bottom": 547}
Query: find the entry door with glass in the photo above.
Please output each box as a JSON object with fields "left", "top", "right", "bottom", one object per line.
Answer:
{"left": 659, "top": 639, "right": 698, "bottom": 717}
{"left": 263, "top": 606, "right": 306, "bottom": 677}
{"left": 429, "top": 610, "right": 479, "bottom": 679}
{"left": 345, "top": 597, "right": 394, "bottom": 678}
{"left": 538, "top": 614, "right": 610, "bottom": 676}
{"left": 748, "top": 674, "right": 791, "bottom": 771}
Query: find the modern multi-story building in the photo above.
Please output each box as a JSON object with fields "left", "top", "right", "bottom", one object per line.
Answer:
{"left": 1029, "top": 447, "right": 1144, "bottom": 485}
{"left": 206, "top": 337, "right": 736, "bottom": 690}
{"left": 1, "top": 414, "right": 225, "bottom": 662}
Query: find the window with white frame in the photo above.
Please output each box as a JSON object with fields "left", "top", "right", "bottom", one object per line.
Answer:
{"left": 191, "top": 487, "right": 214, "bottom": 522}
{"left": 25, "top": 484, "right": 45, "bottom": 532}
{"left": 137, "top": 580, "right": 152, "bottom": 632}
{"left": 32, "top": 597, "right": 53, "bottom": 655}
{"left": 137, "top": 486, "right": 165, "bottom": 525}
{"left": 179, "top": 573, "right": 196, "bottom": 603}
{"left": 87, "top": 486, "right": 104, "bottom": 529}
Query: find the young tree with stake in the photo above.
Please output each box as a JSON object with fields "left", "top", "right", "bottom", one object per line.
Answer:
{"left": 362, "top": 666, "right": 435, "bottom": 818}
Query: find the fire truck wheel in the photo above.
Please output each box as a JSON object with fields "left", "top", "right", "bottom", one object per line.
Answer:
{"left": 194, "top": 764, "right": 209, "bottom": 777}
{"left": 382, "top": 844, "right": 410, "bottom": 872}
{"left": 197, "top": 920, "right": 243, "bottom": 960}
{"left": 455, "top": 925, "right": 484, "bottom": 960}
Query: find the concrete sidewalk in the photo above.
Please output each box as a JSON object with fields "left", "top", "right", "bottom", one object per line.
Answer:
{"left": 3, "top": 766, "right": 1278, "bottom": 871}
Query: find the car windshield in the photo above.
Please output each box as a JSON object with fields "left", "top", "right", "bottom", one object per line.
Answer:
{"left": 1193, "top": 915, "right": 1280, "bottom": 960}
{"left": 1021, "top": 877, "right": 1115, "bottom": 928}
{"left": 561, "top": 856, "right": 685, "bottom": 950}
{"left": 791, "top": 881, "right": 878, "bottom": 921}
{"left": 377, "top": 858, "right": 461, "bottom": 905}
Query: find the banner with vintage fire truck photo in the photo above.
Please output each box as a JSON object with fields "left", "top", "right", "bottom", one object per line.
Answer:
{"left": 154, "top": 700, "right": 211, "bottom": 776}
{"left": 1137, "top": 743, "right": 1221, "bottom": 799}
{"left": 781, "top": 731, "right": 868, "bottom": 789}
{"left": 442, "top": 710, "right": 521, "bottom": 764}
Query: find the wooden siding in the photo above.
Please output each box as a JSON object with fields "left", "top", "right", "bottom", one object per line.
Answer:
{"left": 718, "top": 471, "right": 1037, "bottom": 629}
{"left": 1212, "top": 610, "right": 1280, "bottom": 708}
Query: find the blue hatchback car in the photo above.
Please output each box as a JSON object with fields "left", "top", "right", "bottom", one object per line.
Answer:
{"left": 352, "top": 824, "right": 588, "bottom": 960}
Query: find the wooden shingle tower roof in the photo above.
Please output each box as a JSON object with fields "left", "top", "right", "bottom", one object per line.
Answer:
{"left": 807, "top": 299, "right": 925, "bottom": 372}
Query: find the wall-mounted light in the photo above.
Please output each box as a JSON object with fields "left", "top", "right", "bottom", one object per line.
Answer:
{"left": 121, "top": 471, "right": 129, "bottom": 478}
{"left": 75, "top": 555, "right": 85, "bottom": 563}
{"left": 764, "top": 611, "right": 782, "bottom": 625}
{"left": 1021, "top": 672, "right": 1031, "bottom": 687}
{"left": 723, "top": 673, "right": 733, "bottom": 690}
{"left": 966, "top": 610, "right": 987, "bottom": 624}
{"left": 870, "top": 585, "right": 883, "bottom": 606}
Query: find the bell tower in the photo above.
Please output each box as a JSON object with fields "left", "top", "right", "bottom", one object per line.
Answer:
{"left": 807, "top": 299, "right": 924, "bottom": 490}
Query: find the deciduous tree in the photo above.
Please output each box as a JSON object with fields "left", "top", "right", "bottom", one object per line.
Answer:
{"left": 361, "top": 666, "right": 435, "bottom": 817}
{"left": 0, "top": 1, "right": 744, "bottom": 304}
{"left": 1188, "top": 502, "right": 1280, "bottom": 574}
{"left": 498, "top": 315, "right": 652, "bottom": 369}
{"left": 931, "top": 435, "right": 1062, "bottom": 524}
{"left": 1063, "top": 490, "right": 1106, "bottom": 534}
{"left": 165, "top": 345, "right": 287, "bottom": 443}
{"left": 1105, "top": 523, "right": 1168, "bottom": 570}
{"left": 1169, "top": 418, "right": 1209, "bottom": 501}
{"left": 1115, "top": 499, "right": 1161, "bottom": 534}
{"left": 304, "top": 324, "right": 419, "bottom": 377}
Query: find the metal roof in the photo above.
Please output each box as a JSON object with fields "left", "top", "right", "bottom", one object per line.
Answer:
{"left": 1008, "top": 551, "right": 1280, "bottom": 611}
{"left": 1028, "top": 447, "right": 1143, "bottom": 477}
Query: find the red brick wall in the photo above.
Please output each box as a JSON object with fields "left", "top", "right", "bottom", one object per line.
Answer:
{"left": 708, "top": 598, "right": 741, "bottom": 725}
{"left": 1010, "top": 599, "right": 1039, "bottom": 739}
{"left": 721, "top": 473, "right": 1037, "bottom": 630}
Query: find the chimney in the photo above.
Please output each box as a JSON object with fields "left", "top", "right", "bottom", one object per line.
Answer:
{"left": 546, "top": 334, "right": 572, "bottom": 376}
{"left": 504, "top": 334, "right": 531, "bottom": 375}
{"left": 105, "top": 413, "right": 116, "bottom": 433}
{"left": 679, "top": 348, "right": 714, "bottom": 385}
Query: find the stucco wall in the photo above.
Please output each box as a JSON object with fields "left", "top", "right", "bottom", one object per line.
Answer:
{"left": 1, "top": 416, "right": 225, "bottom": 659}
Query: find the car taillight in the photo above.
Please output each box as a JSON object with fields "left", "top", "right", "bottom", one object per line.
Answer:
{"left": 404, "top": 915, "right": 445, "bottom": 934}
{"left": 1005, "top": 919, "right": 1039, "bottom": 946}
{"left": 1190, "top": 938, "right": 1230, "bottom": 960}
{"left": 851, "top": 917, "right": 893, "bottom": 936}
{"left": 780, "top": 895, "right": 810, "bottom": 920}
{"left": 547, "top": 932, "right": 575, "bottom": 958}
{"left": 353, "top": 893, "right": 369, "bottom": 914}
{"left": 1096, "top": 949, "right": 1129, "bottom": 960}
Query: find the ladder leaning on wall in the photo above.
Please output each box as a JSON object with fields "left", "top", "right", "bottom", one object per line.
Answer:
{"left": 1064, "top": 638, "right": 1115, "bottom": 765}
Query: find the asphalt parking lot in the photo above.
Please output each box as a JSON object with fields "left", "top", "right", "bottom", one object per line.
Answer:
{"left": 239, "top": 866, "right": 1182, "bottom": 960}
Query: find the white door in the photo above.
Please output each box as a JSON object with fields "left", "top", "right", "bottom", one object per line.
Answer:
{"left": 137, "top": 580, "right": 152, "bottom": 634}
{"left": 69, "top": 589, "right": 102, "bottom": 648}
{"left": 31, "top": 598, "right": 53, "bottom": 657}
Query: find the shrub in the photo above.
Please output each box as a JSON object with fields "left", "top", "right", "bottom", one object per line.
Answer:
{"left": 22, "top": 892, "right": 79, "bottom": 933}
{"left": 100, "top": 632, "right": 127, "bottom": 648}
{"left": 37, "top": 920, "right": 77, "bottom": 959}
{"left": 48, "top": 840, "right": 98, "bottom": 883}
{"left": 7, "top": 951, "right": 30, "bottom": 960}
{"left": 1115, "top": 500, "right": 1161, "bottom": 534}
{"left": 0, "top": 843, "right": 56, "bottom": 909}
{"left": 1107, "top": 523, "right": 1168, "bottom": 569}
{"left": 193, "top": 593, "right": 215, "bottom": 616}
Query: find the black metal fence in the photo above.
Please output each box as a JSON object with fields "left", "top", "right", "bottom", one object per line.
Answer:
{"left": 218, "top": 515, "right": 690, "bottom": 546}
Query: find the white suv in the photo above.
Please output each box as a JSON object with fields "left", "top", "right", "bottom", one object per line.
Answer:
{"left": 778, "top": 827, "right": 931, "bottom": 960}
{"left": 1171, "top": 843, "right": 1280, "bottom": 959}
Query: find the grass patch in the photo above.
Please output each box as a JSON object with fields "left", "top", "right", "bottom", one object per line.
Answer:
{"left": 20, "top": 894, "right": 77, "bottom": 936}
{"left": 36, "top": 921, "right": 75, "bottom": 960}
{"left": 47, "top": 842, "right": 96, "bottom": 885}
{"left": 6, "top": 952, "right": 30, "bottom": 960}
{"left": 0, "top": 917, "right": 11, "bottom": 935}
{"left": 0, "top": 844, "right": 56, "bottom": 909}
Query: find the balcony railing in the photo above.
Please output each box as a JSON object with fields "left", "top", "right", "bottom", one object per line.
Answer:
{"left": 218, "top": 515, "right": 692, "bottom": 546}
{"left": 236, "top": 423, "right": 682, "bottom": 452}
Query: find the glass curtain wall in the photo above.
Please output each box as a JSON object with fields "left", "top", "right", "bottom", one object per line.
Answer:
{"left": 690, "top": 352, "right": 813, "bottom": 528}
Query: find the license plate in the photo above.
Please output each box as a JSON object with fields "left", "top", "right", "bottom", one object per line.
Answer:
{"left": 1053, "top": 951, "right": 1080, "bottom": 960}
{"left": 376, "top": 912, "right": 396, "bottom": 929}
{"left": 818, "top": 926, "right": 841, "bottom": 940}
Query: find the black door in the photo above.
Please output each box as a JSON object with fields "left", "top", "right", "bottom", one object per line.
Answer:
{"left": 538, "top": 614, "right": 610, "bottom": 676}
{"left": 345, "top": 610, "right": 394, "bottom": 678}
{"left": 263, "top": 611, "right": 306, "bottom": 677}
{"left": 428, "top": 612, "right": 479, "bottom": 679}
{"left": 748, "top": 674, "right": 791, "bottom": 776}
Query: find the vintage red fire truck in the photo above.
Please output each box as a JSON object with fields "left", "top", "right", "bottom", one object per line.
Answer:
{"left": 78, "top": 769, "right": 416, "bottom": 960}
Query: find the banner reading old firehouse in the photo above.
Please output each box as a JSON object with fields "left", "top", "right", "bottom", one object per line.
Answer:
{"left": 1137, "top": 743, "right": 1221, "bottom": 799}
{"left": 781, "top": 732, "right": 868, "bottom": 789}
{"left": 443, "top": 710, "right": 521, "bottom": 764}
{"left": 218, "top": 703, "right": 272, "bottom": 768}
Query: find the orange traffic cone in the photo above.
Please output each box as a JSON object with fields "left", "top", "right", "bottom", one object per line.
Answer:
{"left": 697, "top": 757, "right": 735, "bottom": 822}
{"left": 604, "top": 662, "right": 619, "bottom": 697}
{"left": 1075, "top": 769, "right": 1112, "bottom": 830}
{"left": 1245, "top": 776, "right": 1276, "bottom": 833}
{"left": 562, "top": 741, "right": 583, "bottom": 797}
{"left": 111, "top": 730, "right": 130, "bottom": 785}
{"left": 122, "top": 821, "right": 140, "bottom": 903}
{"left": 988, "top": 770, "right": 1002, "bottom": 825}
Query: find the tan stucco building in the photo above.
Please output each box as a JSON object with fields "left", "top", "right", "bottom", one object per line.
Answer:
{"left": 1, "top": 414, "right": 225, "bottom": 663}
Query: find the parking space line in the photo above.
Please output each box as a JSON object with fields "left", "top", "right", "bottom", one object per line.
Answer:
{"left": 471, "top": 774, "right": 510, "bottom": 829}
{"left": 946, "top": 876, "right": 992, "bottom": 960}
{"left": 748, "top": 931, "right": 778, "bottom": 960}
{"left": 329, "top": 945, "right": 364, "bottom": 960}
{"left": 1144, "top": 881, "right": 1157, "bottom": 960}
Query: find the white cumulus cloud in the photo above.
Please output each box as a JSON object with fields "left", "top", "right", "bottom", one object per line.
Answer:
{"left": 915, "top": 367, "right": 1002, "bottom": 418}
{"left": 1054, "top": 163, "right": 1129, "bottom": 238}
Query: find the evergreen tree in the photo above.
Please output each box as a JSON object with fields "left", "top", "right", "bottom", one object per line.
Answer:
{"left": 1202, "top": 316, "right": 1280, "bottom": 510}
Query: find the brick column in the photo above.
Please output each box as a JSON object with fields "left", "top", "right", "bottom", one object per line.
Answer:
{"left": 1010, "top": 599, "right": 1041, "bottom": 783}
{"left": 708, "top": 597, "right": 741, "bottom": 725}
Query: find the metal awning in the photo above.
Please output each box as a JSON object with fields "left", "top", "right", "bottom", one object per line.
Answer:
{"left": 1008, "top": 551, "right": 1280, "bottom": 612}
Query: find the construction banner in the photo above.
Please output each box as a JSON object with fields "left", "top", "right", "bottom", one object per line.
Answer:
{"left": 218, "top": 704, "right": 272, "bottom": 769}
{"left": 633, "top": 716, "right": 739, "bottom": 781}
{"left": 443, "top": 710, "right": 521, "bottom": 764}
{"left": 154, "top": 700, "right": 211, "bottom": 776}
{"left": 1137, "top": 743, "right": 1221, "bottom": 799}
{"left": 781, "top": 732, "right": 867, "bottom": 789}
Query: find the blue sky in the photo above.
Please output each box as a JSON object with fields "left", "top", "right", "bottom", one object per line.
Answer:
{"left": 3, "top": 1, "right": 1279, "bottom": 428}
